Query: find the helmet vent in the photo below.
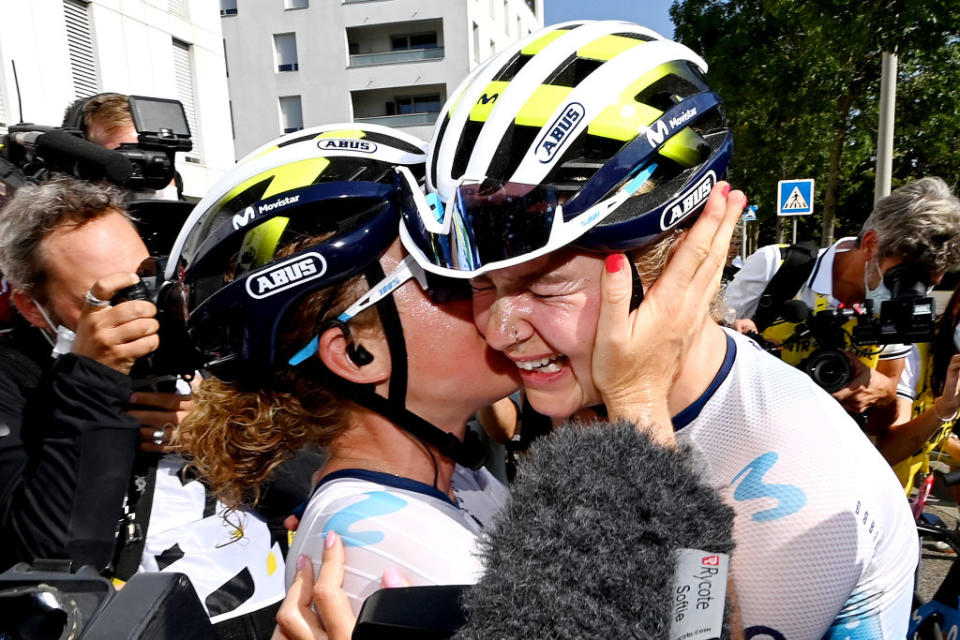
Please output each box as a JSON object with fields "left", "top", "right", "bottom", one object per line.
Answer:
{"left": 451, "top": 119, "right": 485, "bottom": 181}
{"left": 543, "top": 54, "right": 604, "bottom": 88}
{"left": 486, "top": 123, "right": 540, "bottom": 181}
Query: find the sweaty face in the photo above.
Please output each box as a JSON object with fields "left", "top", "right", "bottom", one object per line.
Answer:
{"left": 379, "top": 246, "right": 520, "bottom": 424}
{"left": 38, "top": 211, "right": 149, "bottom": 330}
{"left": 471, "top": 248, "right": 604, "bottom": 419}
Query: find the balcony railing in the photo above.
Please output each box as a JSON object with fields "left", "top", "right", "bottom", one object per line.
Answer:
{"left": 349, "top": 47, "right": 443, "bottom": 67}
{"left": 354, "top": 112, "right": 440, "bottom": 127}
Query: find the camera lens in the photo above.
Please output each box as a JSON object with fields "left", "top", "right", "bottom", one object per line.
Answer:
{"left": 802, "top": 348, "right": 852, "bottom": 393}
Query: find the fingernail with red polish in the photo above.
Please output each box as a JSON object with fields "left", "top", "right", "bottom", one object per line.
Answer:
{"left": 296, "top": 554, "right": 307, "bottom": 571}
{"left": 722, "top": 184, "right": 731, "bottom": 197}
{"left": 605, "top": 254, "right": 624, "bottom": 273}
{"left": 325, "top": 530, "right": 337, "bottom": 549}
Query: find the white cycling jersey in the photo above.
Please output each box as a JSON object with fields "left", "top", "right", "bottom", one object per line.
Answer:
{"left": 286, "top": 465, "right": 507, "bottom": 614}
{"left": 675, "top": 329, "right": 918, "bottom": 639}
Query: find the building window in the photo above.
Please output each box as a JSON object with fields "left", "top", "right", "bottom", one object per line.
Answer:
{"left": 390, "top": 32, "right": 438, "bottom": 50}
{"left": 284, "top": 0, "right": 308, "bottom": 8}
{"left": 274, "top": 33, "right": 299, "bottom": 72}
{"left": 386, "top": 94, "right": 441, "bottom": 116}
{"left": 172, "top": 39, "right": 201, "bottom": 162}
{"left": 220, "top": 0, "right": 238, "bottom": 16}
{"left": 168, "top": 0, "right": 187, "bottom": 17}
{"left": 63, "top": 0, "right": 100, "bottom": 99}
{"left": 472, "top": 22, "right": 480, "bottom": 63}
{"left": 279, "top": 95, "right": 303, "bottom": 133}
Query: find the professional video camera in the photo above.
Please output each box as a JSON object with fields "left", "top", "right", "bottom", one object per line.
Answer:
{"left": 0, "top": 95, "right": 191, "bottom": 193}
{"left": 768, "top": 262, "right": 935, "bottom": 393}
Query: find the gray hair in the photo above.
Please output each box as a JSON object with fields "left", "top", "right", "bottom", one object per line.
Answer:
{"left": 0, "top": 177, "right": 128, "bottom": 293}
{"left": 860, "top": 177, "right": 960, "bottom": 274}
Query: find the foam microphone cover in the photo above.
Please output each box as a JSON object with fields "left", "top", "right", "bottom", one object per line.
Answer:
{"left": 35, "top": 129, "right": 133, "bottom": 185}
{"left": 453, "top": 420, "right": 736, "bottom": 639}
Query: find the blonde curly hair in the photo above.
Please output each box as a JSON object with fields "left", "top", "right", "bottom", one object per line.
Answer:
{"left": 178, "top": 239, "right": 380, "bottom": 509}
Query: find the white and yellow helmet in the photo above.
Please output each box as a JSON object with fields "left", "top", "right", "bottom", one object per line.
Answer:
{"left": 400, "top": 20, "right": 733, "bottom": 278}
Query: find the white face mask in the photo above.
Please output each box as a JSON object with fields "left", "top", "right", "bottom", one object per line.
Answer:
{"left": 33, "top": 301, "right": 76, "bottom": 358}
{"left": 864, "top": 259, "right": 892, "bottom": 315}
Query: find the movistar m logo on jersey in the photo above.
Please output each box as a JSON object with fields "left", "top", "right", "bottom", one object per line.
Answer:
{"left": 477, "top": 93, "right": 499, "bottom": 105}
{"left": 318, "top": 138, "right": 378, "bottom": 154}
{"left": 231, "top": 194, "right": 302, "bottom": 230}
{"left": 322, "top": 491, "right": 407, "bottom": 547}
{"left": 536, "top": 102, "right": 585, "bottom": 163}
{"left": 730, "top": 452, "right": 807, "bottom": 522}
{"left": 660, "top": 171, "right": 716, "bottom": 229}
{"left": 246, "top": 252, "right": 327, "bottom": 299}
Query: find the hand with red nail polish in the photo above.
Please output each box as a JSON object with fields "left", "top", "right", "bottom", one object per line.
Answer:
{"left": 591, "top": 182, "right": 746, "bottom": 441}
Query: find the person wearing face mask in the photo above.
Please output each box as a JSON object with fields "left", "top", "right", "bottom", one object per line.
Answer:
{"left": 0, "top": 177, "right": 164, "bottom": 573}
{"left": 0, "top": 177, "right": 306, "bottom": 637}
{"left": 726, "top": 177, "right": 960, "bottom": 424}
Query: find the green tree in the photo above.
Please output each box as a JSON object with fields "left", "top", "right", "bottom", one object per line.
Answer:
{"left": 670, "top": 0, "right": 960, "bottom": 246}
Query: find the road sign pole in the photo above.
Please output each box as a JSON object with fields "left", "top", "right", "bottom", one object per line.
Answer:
{"left": 792, "top": 218, "right": 797, "bottom": 244}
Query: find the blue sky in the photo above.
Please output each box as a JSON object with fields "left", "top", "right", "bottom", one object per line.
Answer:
{"left": 544, "top": 0, "right": 676, "bottom": 38}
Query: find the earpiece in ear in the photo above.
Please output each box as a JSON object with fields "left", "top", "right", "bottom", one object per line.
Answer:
{"left": 347, "top": 342, "right": 374, "bottom": 367}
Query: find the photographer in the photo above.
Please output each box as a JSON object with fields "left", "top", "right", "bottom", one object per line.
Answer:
{"left": 0, "top": 178, "right": 286, "bottom": 636}
{"left": 726, "top": 177, "right": 960, "bottom": 419}
{"left": 63, "top": 92, "right": 182, "bottom": 200}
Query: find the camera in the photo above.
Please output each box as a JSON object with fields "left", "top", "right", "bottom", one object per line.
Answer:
{"left": 111, "top": 256, "right": 199, "bottom": 386}
{"left": 0, "top": 95, "right": 192, "bottom": 193}
{"left": 771, "top": 263, "right": 935, "bottom": 393}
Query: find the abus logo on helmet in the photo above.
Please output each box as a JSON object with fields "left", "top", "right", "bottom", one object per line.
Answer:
{"left": 660, "top": 171, "right": 716, "bottom": 230}
{"left": 246, "top": 252, "right": 328, "bottom": 299}
{"left": 317, "top": 139, "right": 378, "bottom": 154}
{"left": 536, "top": 102, "right": 585, "bottom": 164}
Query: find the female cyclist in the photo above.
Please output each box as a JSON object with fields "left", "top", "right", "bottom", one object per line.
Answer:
{"left": 168, "top": 124, "right": 518, "bottom": 614}
{"left": 399, "top": 20, "right": 918, "bottom": 639}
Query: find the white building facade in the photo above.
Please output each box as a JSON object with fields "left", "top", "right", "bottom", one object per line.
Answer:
{"left": 0, "top": 0, "right": 234, "bottom": 198}
{"left": 221, "top": 0, "right": 543, "bottom": 157}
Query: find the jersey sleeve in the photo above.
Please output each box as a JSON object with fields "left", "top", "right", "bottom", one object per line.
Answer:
{"left": 723, "top": 244, "right": 782, "bottom": 319}
{"left": 896, "top": 346, "right": 920, "bottom": 401}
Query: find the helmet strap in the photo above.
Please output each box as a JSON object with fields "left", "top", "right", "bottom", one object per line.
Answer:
{"left": 300, "top": 262, "right": 487, "bottom": 470}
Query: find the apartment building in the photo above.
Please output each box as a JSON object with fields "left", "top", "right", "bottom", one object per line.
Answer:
{"left": 220, "top": 0, "right": 544, "bottom": 156}
{"left": 0, "top": 0, "right": 234, "bottom": 198}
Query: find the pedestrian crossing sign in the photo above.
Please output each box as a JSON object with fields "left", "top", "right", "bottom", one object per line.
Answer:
{"left": 777, "top": 179, "right": 814, "bottom": 216}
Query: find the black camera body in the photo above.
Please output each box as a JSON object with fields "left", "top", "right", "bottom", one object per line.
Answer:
{"left": 0, "top": 96, "right": 192, "bottom": 193}
{"left": 111, "top": 256, "right": 198, "bottom": 386}
{"left": 771, "top": 262, "right": 935, "bottom": 393}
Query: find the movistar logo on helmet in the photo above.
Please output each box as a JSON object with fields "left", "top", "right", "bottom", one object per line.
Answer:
{"left": 536, "top": 102, "right": 585, "bottom": 163}
{"left": 232, "top": 194, "right": 301, "bottom": 230}
{"left": 660, "top": 171, "right": 716, "bottom": 230}
{"left": 246, "top": 252, "right": 328, "bottom": 299}
{"left": 317, "top": 138, "right": 378, "bottom": 153}
{"left": 645, "top": 107, "right": 698, "bottom": 148}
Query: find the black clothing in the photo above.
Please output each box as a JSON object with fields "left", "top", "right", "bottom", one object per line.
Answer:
{"left": 0, "top": 317, "right": 140, "bottom": 572}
